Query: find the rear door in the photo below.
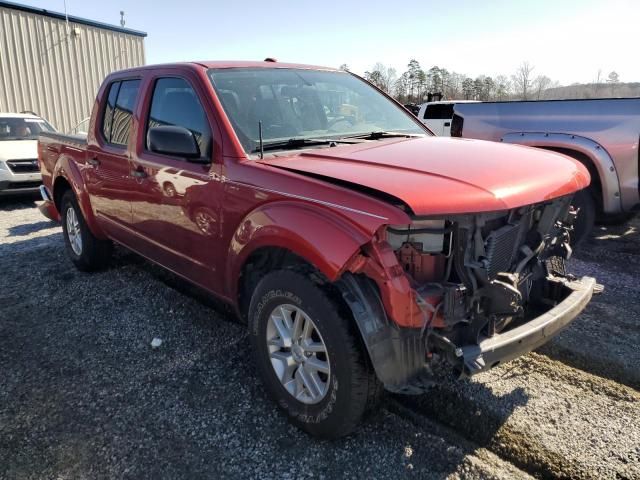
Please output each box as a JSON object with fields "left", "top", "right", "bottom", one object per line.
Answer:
{"left": 128, "top": 73, "right": 225, "bottom": 292}
{"left": 85, "top": 79, "right": 141, "bottom": 241}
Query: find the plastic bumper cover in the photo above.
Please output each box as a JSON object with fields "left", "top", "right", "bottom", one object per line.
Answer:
{"left": 338, "top": 273, "right": 595, "bottom": 393}
{"left": 0, "top": 166, "right": 41, "bottom": 194}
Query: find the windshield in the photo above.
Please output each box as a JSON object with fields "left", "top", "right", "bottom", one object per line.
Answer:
{"left": 0, "top": 117, "right": 55, "bottom": 141}
{"left": 207, "top": 68, "right": 427, "bottom": 153}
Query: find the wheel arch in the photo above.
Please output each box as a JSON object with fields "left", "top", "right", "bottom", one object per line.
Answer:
{"left": 501, "top": 132, "right": 622, "bottom": 214}
{"left": 51, "top": 156, "right": 106, "bottom": 239}
{"left": 228, "top": 201, "right": 376, "bottom": 319}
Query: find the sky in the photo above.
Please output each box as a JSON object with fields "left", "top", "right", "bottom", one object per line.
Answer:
{"left": 21, "top": 0, "right": 640, "bottom": 85}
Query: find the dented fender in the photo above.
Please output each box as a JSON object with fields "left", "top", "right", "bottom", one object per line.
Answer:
{"left": 345, "top": 233, "right": 432, "bottom": 329}
{"left": 226, "top": 200, "right": 388, "bottom": 299}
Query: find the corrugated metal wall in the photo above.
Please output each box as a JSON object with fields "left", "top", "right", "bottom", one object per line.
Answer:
{"left": 0, "top": 5, "right": 145, "bottom": 133}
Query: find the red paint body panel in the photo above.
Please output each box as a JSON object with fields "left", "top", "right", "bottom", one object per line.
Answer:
{"left": 262, "top": 137, "right": 591, "bottom": 216}
{"left": 38, "top": 61, "right": 591, "bottom": 329}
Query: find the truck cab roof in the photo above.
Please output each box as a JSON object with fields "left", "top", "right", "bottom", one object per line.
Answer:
{"left": 111, "top": 60, "right": 339, "bottom": 77}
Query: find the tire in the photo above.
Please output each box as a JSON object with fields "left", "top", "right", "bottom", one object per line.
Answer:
{"left": 248, "top": 269, "right": 381, "bottom": 439}
{"left": 60, "top": 190, "right": 112, "bottom": 271}
{"left": 570, "top": 189, "right": 596, "bottom": 247}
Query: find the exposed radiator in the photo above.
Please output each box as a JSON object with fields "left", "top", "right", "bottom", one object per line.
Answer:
{"left": 484, "top": 224, "right": 521, "bottom": 278}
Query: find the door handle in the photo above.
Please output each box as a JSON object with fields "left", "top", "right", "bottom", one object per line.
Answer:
{"left": 131, "top": 167, "right": 148, "bottom": 178}
{"left": 444, "top": 122, "right": 451, "bottom": 127}
{"left": 87, "top": 157, "right": 100, "bottom": 167}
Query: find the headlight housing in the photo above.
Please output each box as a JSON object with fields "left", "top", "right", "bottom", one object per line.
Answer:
{"left": 386, "top": 219, "right": 447, "bottom": 253}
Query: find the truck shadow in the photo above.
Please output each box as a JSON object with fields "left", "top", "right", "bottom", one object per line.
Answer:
{"left": 579, "top": 213, "right": 639, "bottom": 257}
{"left": 7, "top": 220, "right": 56, "bottom": 237}
{"left": 390, "top": 380, "right": 545, "bottom": 477}
{"left": 0, "top": 194, "right": 39, "bottom": 211}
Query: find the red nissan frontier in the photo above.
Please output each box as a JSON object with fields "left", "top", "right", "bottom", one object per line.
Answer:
{"left": 38, "top": 60, "right": 597, "bottom": 438}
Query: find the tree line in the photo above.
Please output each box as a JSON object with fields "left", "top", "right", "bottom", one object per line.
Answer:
{"left": 340, "top": 60, "right": 623, "bottom": 103}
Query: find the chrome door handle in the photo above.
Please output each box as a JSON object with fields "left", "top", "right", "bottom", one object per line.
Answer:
{"left": 87, "top": 157, "right": 100, "bottom": 166}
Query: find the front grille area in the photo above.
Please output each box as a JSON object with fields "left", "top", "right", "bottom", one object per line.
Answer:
{"left": 6, "top": 159, "right": 40, "bottom": 173}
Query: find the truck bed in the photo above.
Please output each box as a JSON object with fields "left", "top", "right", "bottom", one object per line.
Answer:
{"left": 38, "top": 132, "right": 88, "bottom": 202}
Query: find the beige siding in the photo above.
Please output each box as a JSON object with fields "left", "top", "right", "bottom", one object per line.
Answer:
{"left": 0, "top": 6, "right": 145, "bottom": 132}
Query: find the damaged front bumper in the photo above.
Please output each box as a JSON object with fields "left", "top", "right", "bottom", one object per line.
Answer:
{"left": 338, "top": 273, "right": 596, "bottom": 393}
{"left": 455, "top": 275, "right": 595, "bottom": 376}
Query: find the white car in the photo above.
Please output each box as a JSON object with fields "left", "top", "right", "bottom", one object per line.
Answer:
{"left": 417, "top": 100, "right": 480, "bottom": 136}
{"left": 0, "top": 113, "right": 55, "bottom": 195}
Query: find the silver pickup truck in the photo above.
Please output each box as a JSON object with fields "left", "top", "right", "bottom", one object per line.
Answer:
{"left": 451, "top": 98, "right": 640, "bottom": 243}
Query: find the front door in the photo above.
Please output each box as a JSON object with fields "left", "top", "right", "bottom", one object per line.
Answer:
{"left": 85, "top": 79, "right": 141, "bottom": 242}
{"left": 128, "top": 75, "right": 225, "bottom": 293}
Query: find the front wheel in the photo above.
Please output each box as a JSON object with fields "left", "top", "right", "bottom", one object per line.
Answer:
{"left": 61, "top": 190, "right": 112, "bottom": 271}
{"left": 248, "top": 269, "right": 381, "bottom": 439}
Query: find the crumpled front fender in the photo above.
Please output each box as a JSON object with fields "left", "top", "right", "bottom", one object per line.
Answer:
{"left": 226, "top": 200, "right": 381, "bottom": 300}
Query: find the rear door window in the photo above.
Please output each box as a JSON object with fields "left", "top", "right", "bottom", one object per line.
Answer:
{"left": 102, "top": 79, "right": 141, "bottom": 146}
{"left": 146, "top": 77, "right": 212, "bottom": 160}
{"left": 110, "top": 80, "right": 141, "bottom": 146}
{"left": 102, "top": 82, "right": 120, "bottom": 141}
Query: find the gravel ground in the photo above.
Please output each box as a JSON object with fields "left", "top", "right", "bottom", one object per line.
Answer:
{"left": 537, "top": 219, "right": 640, "bottom": 390}
{"left": 1, "top": 195, "right": 638, "bottom": 479}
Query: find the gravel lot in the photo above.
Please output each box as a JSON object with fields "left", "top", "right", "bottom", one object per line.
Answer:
{"left": 1, "top": 195, "right": 638, "bottom": 479}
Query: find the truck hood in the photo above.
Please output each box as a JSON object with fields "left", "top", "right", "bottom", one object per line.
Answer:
{"left": 261, "top": 137, "right": 590, "bottom": 216}
{"left": 0, "top": 140, "right": 38, "bottom": 160}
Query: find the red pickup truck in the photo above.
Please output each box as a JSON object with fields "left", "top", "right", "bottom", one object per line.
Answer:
{"left": 38, "top": 60, "right": 596, "bottom": 438}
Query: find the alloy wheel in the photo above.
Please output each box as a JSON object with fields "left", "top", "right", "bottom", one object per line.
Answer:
{"left": 66, "top": 206, "right": 82, "bottom": 256}
{"left": 266, "top": 304, "right": 331, "bottom": 404}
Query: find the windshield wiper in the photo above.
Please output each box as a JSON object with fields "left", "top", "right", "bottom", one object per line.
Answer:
{"left": 252, "top": 137, "right": 354, "bottom": 154}
{"left": 342, "top": 131, "right": 420, "bottom": 140}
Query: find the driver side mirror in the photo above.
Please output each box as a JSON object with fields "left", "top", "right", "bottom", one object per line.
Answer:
{"left": 148, "top": 125, "right": 205, "bottom": 162}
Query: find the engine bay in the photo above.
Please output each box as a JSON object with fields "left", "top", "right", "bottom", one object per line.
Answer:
{"left": 387, "top": 195, "right": 578, "bottom": 344}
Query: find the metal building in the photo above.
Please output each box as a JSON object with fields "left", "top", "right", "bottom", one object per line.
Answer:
{"left": 0, "top": 1, "right": 146, "bottom": 133}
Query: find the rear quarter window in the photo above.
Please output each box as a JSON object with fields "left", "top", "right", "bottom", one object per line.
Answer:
{"left": 102, "top": 82, "right": 120, "bottom": 141}
{"left": 101, "top": 79, "right": 141, "bottom": 146}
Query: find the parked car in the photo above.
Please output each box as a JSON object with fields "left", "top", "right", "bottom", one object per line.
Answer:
{"left": 0, "top": 113, "right": 55, "bottom": 195}
{"left": 417, "top": 100, "right": 480, "bottom": 136}
{"left": 38, "top": 61, "right": 597, "bottom": 438}
{"left": 452, "top": 99, "right": 640, "bottom": 242}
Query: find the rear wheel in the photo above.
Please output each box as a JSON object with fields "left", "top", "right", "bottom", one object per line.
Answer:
{"left": 248, "top": 269, "right": 381, "bottom": 439}
{"left": 61, "top": 190, "right": 112, "bottom": 271}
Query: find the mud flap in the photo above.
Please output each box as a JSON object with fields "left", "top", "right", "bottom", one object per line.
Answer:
{"left": 336, "top": 273, "right": 432, "bottom": 394}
